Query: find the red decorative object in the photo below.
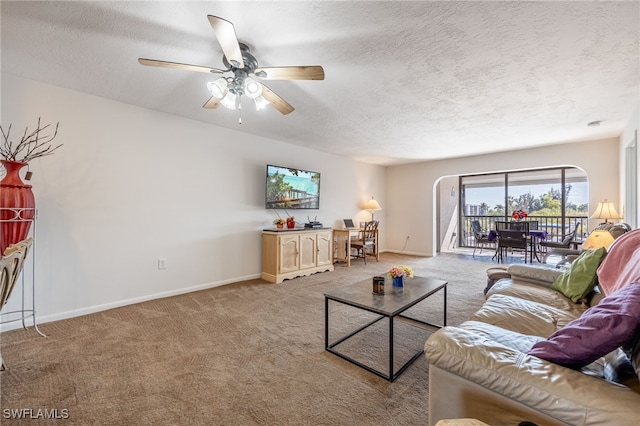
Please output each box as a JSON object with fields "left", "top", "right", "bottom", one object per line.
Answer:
{"left": 0, "top": 160, "right": 35, "bottom": 254}
{"left": 287, "top": 221, "right": 295, "bottom": 229}
{"left": 511, "top": 209, "right": 528, "bottom": 220}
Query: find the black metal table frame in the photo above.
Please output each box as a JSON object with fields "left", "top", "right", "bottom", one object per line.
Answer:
{"left": 324, "top": 283, "right": 447, "bottom": 382}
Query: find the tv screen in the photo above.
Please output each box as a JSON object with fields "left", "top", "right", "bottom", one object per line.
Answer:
{"left": 265, "top": 164, "right": 320, "bottom": 209}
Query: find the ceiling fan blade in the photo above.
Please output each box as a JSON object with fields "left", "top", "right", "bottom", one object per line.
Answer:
{"left": 207, "top": 15, "right": 244, "bottom": 69}
{"left": 138, "top": 58, "right": 224, "bottom": 74}
{"left": 260, "top": 83, "right": 295, "bottom": 115}
{"left": 203, "top": 97, "right": 221, "bottom": 109}
{"left": 255, "top": 66, "right": 325, "bottom": 80}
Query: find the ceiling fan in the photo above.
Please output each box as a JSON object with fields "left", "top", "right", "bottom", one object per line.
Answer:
{"left": 139, "top": 15, "right": 325, "bottom": 123}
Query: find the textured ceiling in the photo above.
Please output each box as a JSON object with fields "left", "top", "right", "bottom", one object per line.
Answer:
{"left": 1, "top": 1, "right": 639, "bottom": 165}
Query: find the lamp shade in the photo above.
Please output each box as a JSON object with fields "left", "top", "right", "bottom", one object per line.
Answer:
{"left": 364, "top": 197, "right": 382, "bottom": 212}
{"left": 207, "top": 78, "right": 228, "bottom": 99}
{"left": 581, "top": 230, "right": 615, "bottom": 251}
{"left": 590, "top": 199, "right": 621, "bottom": 223}
{"left": 243, "top": 77, "right": 262, "bottom": 99}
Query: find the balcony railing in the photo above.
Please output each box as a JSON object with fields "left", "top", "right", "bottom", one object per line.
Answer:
{"left": 460, "top": 215, "right": 589, "bottom": 248}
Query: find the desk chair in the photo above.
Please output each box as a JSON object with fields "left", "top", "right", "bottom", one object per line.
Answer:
{"left": 350, "top": 221, "right": 379, "bottom": 264}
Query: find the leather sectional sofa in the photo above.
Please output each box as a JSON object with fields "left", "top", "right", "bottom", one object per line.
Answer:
{"left": 424, "top": 229, "right": 640, "bottom": 426}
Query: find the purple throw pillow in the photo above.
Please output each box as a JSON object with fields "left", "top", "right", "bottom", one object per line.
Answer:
{"left": 527, "top": 282, "right": 640, "bottom": 368}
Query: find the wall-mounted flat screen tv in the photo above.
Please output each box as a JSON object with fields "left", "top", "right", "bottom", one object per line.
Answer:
{"left": 265, "top": 164, "right": 320, "bottom": 209}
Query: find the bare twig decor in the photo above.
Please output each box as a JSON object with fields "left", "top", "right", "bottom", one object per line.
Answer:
{"left": 0, "top": 118, "right": 62, "bottom": 163}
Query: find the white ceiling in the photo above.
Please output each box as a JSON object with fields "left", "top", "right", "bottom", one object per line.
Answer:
{"left": 2, "top": 1, "right": 639, "bottom": 165}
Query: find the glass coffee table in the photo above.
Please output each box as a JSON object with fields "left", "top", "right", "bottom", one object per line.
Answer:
{"left": 324, "top": 276, "right": 447, "bottom": 382}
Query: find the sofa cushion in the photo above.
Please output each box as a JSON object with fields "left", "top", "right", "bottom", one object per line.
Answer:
{"left": 550, "top": 247, "right": 606, "bottom": 302}
{"left": 527, "top": 282, "right": 640, "bottom": 368}
{"left": 487, "top": 280, "right": 588, "bottom": 316}
{"left": 425, "top": 321, "right": 640, "bottom": 425}
{"left": 470, "top": 294, "right": 579, "bottom": 338}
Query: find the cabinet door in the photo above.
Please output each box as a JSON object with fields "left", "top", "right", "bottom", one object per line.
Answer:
{"left": 279, "top": 235, "right": 299, "bottom": 274}
{"left": 299, "top": 234, "right": 317, "bottom": 269}
{"left": 316, "top": 231, "right": 333, "bottom": 266}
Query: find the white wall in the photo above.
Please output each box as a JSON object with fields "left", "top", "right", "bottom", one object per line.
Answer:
{"left": 1, "top": 74, "right": 385, "bottom": 326}
{"left": 386, "top": 138, "right": 622, "bottom": 256}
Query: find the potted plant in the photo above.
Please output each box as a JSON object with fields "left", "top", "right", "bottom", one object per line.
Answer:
{"left": 273, "top": 218, "right": 286, "bottom": 229}
{"left": 388, "top": 265, "right": 414, "bottom": 287}
{"left": 0, "top": 118, "right": 62, "bottom": 253}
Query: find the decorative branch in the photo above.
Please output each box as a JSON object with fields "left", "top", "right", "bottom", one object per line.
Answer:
{"left": 0, "top": 117, "right": 63, "bottom": 163}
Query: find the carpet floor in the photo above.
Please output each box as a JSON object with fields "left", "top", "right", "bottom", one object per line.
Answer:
{"left": 0, "top": 252, "right": 491, "bottom": 425}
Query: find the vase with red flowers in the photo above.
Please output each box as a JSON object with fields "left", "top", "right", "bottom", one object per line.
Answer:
{"left": 511, "top": 210, "right": 528, "bottom": 221}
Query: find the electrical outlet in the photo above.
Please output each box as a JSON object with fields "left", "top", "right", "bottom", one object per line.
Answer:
{"left": 158, "top": 258, "right": 167, "bottom": 270}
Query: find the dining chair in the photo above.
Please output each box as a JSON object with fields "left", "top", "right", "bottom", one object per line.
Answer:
{"left": 496, "top": 229, "right": 529, "bottom": 263}
{"left": 470, "top": 220, "right": 493, "bottom": 256}
{"left": 509, "top": 221, "right": 530, "bottom": 233}
{"left": 350, "top": 220, "right": 379, "bottom": 264}
{"left": 494, "top": 221, "right": 509, "bottom": 231}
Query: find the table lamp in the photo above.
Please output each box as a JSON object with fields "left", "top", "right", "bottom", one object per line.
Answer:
{"left": 581, "top": 230, "right": 615, "bottom": 251}
{"left": 590, "top": 199, "right": 621, "bottom": 225}
{"left": 364, "top": 197, "right": 382, "bottom": 221}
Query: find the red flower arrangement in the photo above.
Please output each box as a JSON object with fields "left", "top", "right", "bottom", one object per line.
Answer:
{"left": 511, "top": 210, "right": 528, "bottom": 220}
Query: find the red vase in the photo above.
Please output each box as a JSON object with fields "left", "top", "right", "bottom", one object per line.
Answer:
{"left": 287, "top": 221, "right": 295, "bottom": 229}
{"left": 0, "top": 160, "right": 35, "bottom": 254}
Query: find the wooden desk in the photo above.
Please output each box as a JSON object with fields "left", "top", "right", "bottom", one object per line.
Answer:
{"left": 333, "top": 229, "right": 360, "bottom": 267}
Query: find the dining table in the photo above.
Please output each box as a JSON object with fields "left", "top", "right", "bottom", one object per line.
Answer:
{"left": 487, "top": 229, "right": 548, "bottom": 263}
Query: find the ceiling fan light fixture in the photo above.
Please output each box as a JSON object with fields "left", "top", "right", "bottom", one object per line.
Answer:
{"left": 220, "top": 91, "right": 237, "bottom": 110}
{"left": 254, "top": 95, "right": 269, "bottom": 111}
{"left": 244, "top": 77, "right": 262, "bottom": 99}
{"left": 140, "top": 15, "right": 325, "bottom": 121}
{"left": 207, "top": 78, "right": 228, "bottom": 99}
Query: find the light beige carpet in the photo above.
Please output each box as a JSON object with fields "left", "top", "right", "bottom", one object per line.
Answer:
{"left": 0, "top": 253, "right": 491, "bottom": 425}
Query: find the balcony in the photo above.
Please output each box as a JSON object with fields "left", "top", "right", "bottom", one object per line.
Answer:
{"left": 460, "top": 215, "right": 588, "bottom": 248}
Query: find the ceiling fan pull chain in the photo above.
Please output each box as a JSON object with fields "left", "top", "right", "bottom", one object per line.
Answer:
{"left": 238, "top": 98, "right": 243, "bottom": 125}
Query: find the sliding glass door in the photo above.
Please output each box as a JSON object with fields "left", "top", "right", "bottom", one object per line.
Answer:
{"left": 460, "top": 167, "right": 588, "bottom": 248}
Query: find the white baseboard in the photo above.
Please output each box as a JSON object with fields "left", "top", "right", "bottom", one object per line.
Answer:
{"left": 384, "top": 249, "right": 431, "bottom": 257}
{"left": 0, "top": 273, "right": 261, "bottom": 332}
